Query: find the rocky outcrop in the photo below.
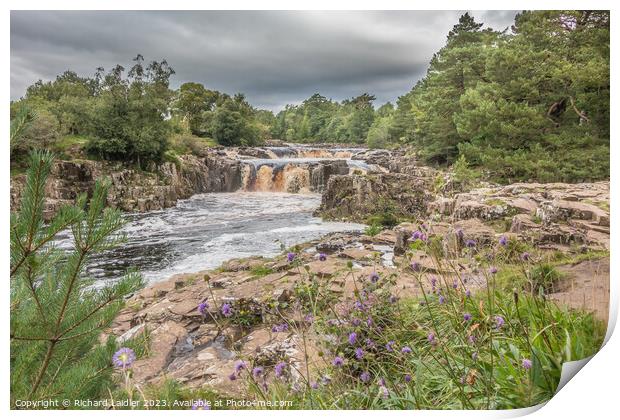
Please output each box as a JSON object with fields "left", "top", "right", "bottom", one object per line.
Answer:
{"left": 316, "top": 172, "right": 436, "bottom": 221}
{"left": 10, "top": 152, "right": 244, "bottom": 219}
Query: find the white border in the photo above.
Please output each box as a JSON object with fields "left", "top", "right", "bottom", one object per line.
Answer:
{"left": 3, "top": 1, "right": 617, "bottom": 419}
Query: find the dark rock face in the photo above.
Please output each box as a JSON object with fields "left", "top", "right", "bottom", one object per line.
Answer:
{"left": 316, "top": 172, "right": 436, "bottom": 221}
{"left": 10, "top": 153, "right": 244, "bottom": 219}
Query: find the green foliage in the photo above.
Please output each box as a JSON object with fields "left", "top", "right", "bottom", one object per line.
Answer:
{"left": 10, "top": 150, "right": 143, "bottom": 406}
{"left": 451, "top": 155, "right": 481, "bottom": 190}
{"left": 402, "top": 11, "right": 609, "bottom": 182}
{"left": 364, "top": 222, "right": 383, "bottom": 237}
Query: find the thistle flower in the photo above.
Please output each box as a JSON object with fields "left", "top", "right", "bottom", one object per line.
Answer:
{"left": 304, "top": 314, "right": 314, "bottom": 324}
{"left": 404, "top": 374, "right": 412, "bottom": 383}
{"left": 401, "top": 346, "right": 412, "bottom": 354}
{"left": 438, "top": 294, "right": 445, "bottom": 304}
{"left": 430, "top": 277, "right": 437, "bottom": 287}
{"left": 369, "top": 272, "right": 380, "bottom": 283}
{"left": 411, "top": 230, "right": 423, "bottom": 240}
{"left": 332, "top": 356, "right": 344, "bottom": 367}
{"left": 197, "top": 301, "right": 209, "bottom": 315}
{"left": 494, "top": 315, "right": 505, "bottom": 329}
{"left": 112, "top": 347, "right": 136, "bottom": 369}
{"left": 365, "top": 338, "right": 375, "bottom": 348}
{"left": 272, "top": 323, "right": 289, "bottom": 332}
{"left": 310, "top": 382, "right": 319, "bottom": 389}
{"left": 522, "top": 358, "right": 533, "bottom": 369}
{"left": 489, "top": 266, "right": 498, "bottom": 274}
{"left": 380, "top": 386, "right": 389, "bottom": 399}
{"left": 275, "top": 361, "right": 287, "bottom": 378}
{"left": 465, "top": 239, "right": 476, "bottom": 248}
{"left": 318, "top": 253, "right": 327, "bottom": 261}
{"left": 452, "top": 281, "right": 458, "bottom": 289}
{"left": 287, "top": 252, "right": 296, "bottom": 262}
{"left": 228, "top": 372, "right": 237, "bottom": 381}
{"left": 499, "top": 236, "right": 508, "bottom": 246}
{"left": 191, "top": 400, "right": 211, "bottom": 410}
{"left": 427, "top": 333, "right": 436, "bottom": 345}
{"left": 355, "top": 347, "right": 364, "bottom": 360}
{"left": 366, "top": 317, "right": 373, "bottom": 327}
{"left": 465, "top": 289, "right": 471, "bottom": 298}
{"left": 386, "top": 340, "right": 395, "bottom": 352}
{"left": 468, "top": 335, "right": 476, "bottom": 344}
{"left": 521, "top": 252, "right": 531, "bottom": 261}
{"left": 234, "top": 360, "right": 247, "bottom": 373}
{"left": 411, "top": 261, "right": 421, "bottom": 272}
{"left": 221, "top": 303, "right": 233, "bottom": 317}
{"left": 352, "top": 318, "right": 361, "bottom": 326}
{"left": 463, "top": 313, "right": 472, "bottom": 322}
{"left": 456, "top": 228, "right": 464, "bottom": 240}
{"left": 348, "top": 332, "right": 357, "bottom": 345}
{"left": 360, "top": 371, "right": 371, "bottom": 383}
{"left": 252, "top": 366, "right": 264, "bottom": 379}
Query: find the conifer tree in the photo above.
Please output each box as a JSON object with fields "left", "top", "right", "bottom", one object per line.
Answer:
{"left": 10, "top": 150, "right": 143, "bottom": 406}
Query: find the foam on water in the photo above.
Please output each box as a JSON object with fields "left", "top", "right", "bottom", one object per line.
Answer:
{"left": 54, "top": 192, "right": 364, "bottom": 285}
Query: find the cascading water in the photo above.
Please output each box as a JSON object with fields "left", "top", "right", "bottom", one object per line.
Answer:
{"left": 53, "top": 145, "right": 373, "bottom": 286}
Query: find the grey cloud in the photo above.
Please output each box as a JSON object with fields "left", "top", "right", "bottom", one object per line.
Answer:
{"left": 11, "top": 10, "right": 517, "bottom": 111}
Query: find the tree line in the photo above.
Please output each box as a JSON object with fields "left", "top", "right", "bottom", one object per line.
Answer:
{"left": 10, "top": 10, "right": 609, "bottom": 182}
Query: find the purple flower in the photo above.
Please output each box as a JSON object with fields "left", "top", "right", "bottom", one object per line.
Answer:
{"left": 468, "top": 335, "right": 476, "bottom": 344}
{"left": 197, "top": 301, "right": 209, "bottom": 315}
{"left": 355, "top": 347, "right": 364, "bottom": 360}
{"left": 191, "top": 400, "right": 211, "bottom": 410}
{"left": 427, "top": 333, "right": 436, "bottom": 345}
{"left": 465, "top": 239, "right": 477, "bottom": 248}
{"left": 521, "top": 252, "right": 531, "bottom": 261}
{"left": 522, "top": 358, "right": 533, "bottom": 369}
{"left": 401, "top": 346, "right": 412, "bottom": 354}
{"left": 452, "top": 281, "right": 458, "bottom": 289}
{"left": 304, "top": 314, "right": 314, "bottom": 324}
{"left": 411, "top": 230, "right": 423, "bottom": 240}
{"left": 365, "top": 338, "right": 375, "bottom": 348}
{"left": 430, "top": 277, "right": 437, "bottom": 287}
{"left": 411, "top": 261, "right": 421, "bottom": 272}
{"left": 272, "top": 323, "right": 289, "bottom": 332}
{"left": 369, "top": 272, "right": 380, "bottom": 283}
{"left": 310, "top": 382, "right": 319, "bottom": 389}
{"left": 228, "top": 372, "right": 237, "bottom": 381}
{"left": 352, "top": 318, "right": 361, "bottom": 327}
{"left": 386, "top": 340, "right": 395, "bottom": 352}
{"left": 378, "top": 378, "right": 386, "bottom": 387}
{"left": 221, "top": 303, "right": 233, "bottom": 318}
{"left": 332, "top": 356, "right": 344, "bottom": 367}
{"left": 494, "top": 315, "right": 505, "bottom": 329}
{"left": 380, "top": 386, "right": 389, "bottom": 399}
{"left": 438, "top": 295, "right": 445, "bottom": 305}
{"left": 366, "top": 317, "right": 373, "bottom": 327}
{"left": 489, "top": 266, "right": 498, "bottom": 274}
{"left": 499, "top": 236, "right": 508, "bottom": 246}
{"left": 318, "top": 253, "right": 327, "bottom": 261}
{"left": 465, "top": 289, "right": 471, "bottom": 298}
{"left": 275, "top": 361, "right": 287, "bottom": 378}
{"left": 404, "top": 374, "right": 412, "bottom": 383}
{"left": 112, "top": 347, "right": 136, "bottom": 369}
{"left": 463, "top": 313, "right": 472, "bottom": 322}
{"left": 252, "top": 366, "right": 264, "bottom": 378}
{"left": 287, "top": 252, "right": 296, "bottom": 262}
{"left": 348, "top": 332, "right": 358, "bottom": 345}
{"left": 234, "top": 360, "right": 247, "bottom": 373}
{"left": 360, "top": 371, "right": 371, "bottom": 383}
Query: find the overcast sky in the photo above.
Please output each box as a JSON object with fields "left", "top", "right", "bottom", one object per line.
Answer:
{"left": 11, "top": 10, "right": 518, "bottom": 111}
